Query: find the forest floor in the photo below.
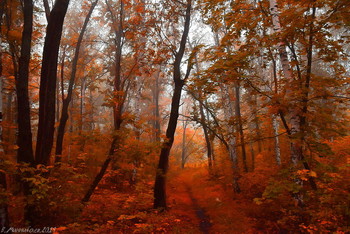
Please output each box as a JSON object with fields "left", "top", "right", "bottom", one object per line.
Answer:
{"left": 167, "top": 167, "right": 257, "bottom": 234}
{"left": 61, "top": 167, "right": 263, "bottom": 234}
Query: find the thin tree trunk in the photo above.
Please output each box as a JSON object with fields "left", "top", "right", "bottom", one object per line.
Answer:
{"left": 153, "top": 67, "right": 161, "bottom": 142}
{"left": 5, "top": 92, "right": 13, "bottom": 154}
{"left": 249, "top": 137, "right": 255, "bottom": 171}
{"left": 82, "top": 0, "right": 124, "bottom": 203}
{"left": 55, "top": 0, "right": 98, "bottom": 163}
{"left": 234, "top": 82, "right": 248, "bottom": 172}
{"left": 154, "top": 0, "right": 192, "bottom": 209}
{"left": 82, "top": 137, "right": 117, "bottom": 203}
{"left": 252, "top": 95, "right": 262, "bottom": 153}
{"left": 272, "top": 115, "right": 281, "bottom": 165}
{"left": 181, "top": 120, "right": 187, "bottom": 169}
{"left": 35, "top": 0, "right": 70, "bottom": 165}
{"left": 199, "top": 101, "right": 212, "bottom": 171}
{"left": 270, "top": 48, "right": 281, "bottom": 166}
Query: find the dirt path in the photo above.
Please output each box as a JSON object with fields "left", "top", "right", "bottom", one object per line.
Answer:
{"left": 185, "top": 184, "right": 212, "bottom": 233}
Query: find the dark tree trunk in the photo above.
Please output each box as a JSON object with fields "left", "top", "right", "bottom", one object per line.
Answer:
{"left": 181, "top": 120, "right": 187, "bottom": 169}
{"left": 153, "top": 0, "right": 192, "bottom": 209}
{"left": 199, "top": 101, "right": 212, "bottom": 170}
{"left": 55, "top": 0, "right": 97, "bottom": 163}
{"left": 234, "top": 82, "right": 248, "bottom": 172}
{"left": 153, "top": 68, "right": 161, "bottom": 142}
{"left": 82, "top": 137, "right": 116, "bottom": 203}
{"left": 254, "top": 95, "right": 262, "bottom": 153}
{"left": 35, "top": 0, "right": 70, "bottom": 165}
{"left": 16, "top": 0, "right": 34, "bottom": 164}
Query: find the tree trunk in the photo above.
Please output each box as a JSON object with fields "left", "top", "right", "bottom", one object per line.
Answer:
{"left": 16, "top": 0, "right": 34, "bottom": 164}
{"left": 199, "top": 101, "right": 212, "bottom": 171}
{"left": 221, "top": 84, "right": 241, "bottom": 193}
{"left": 249, "top": 137, "right": 255, "bottom": 171}
{"left": 234, "top": 82, "right": 248, "bottom": 172}
{"left": 82, "top": 137, "right": 117, "bottom": 203}
{"left": 181, "top": 120, "right": 187, "bottom": 169}
{"left": 35, "top": 0, "right": 70, "bottom": 165}
{"left": 152, "top": 67, "right": 161, "bottom": 142}
{"left": 272, "top": 115, "right": 281, "bottom": 165}
{"left": 207, "top": 107, "right": 216, "bottom": 168}
{"left": 55, "top": 0, "right": 97, "bottom": 163}
{"left": 153, "top": 0, "right": 192, "bottom": 209}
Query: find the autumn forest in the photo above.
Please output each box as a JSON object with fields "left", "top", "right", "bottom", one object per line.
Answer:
{"left": 0, "top": 0, "right": 349, "bottom": 233}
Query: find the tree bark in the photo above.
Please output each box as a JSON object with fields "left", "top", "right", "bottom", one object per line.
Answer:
{"left": 55, "top": 0, "right": 97, "bottom": 163}
{"left": 82, "top": 137, "right": 117, "bottom": 203}
{"left": 234, "top": 82, "right": 248, "bottom": 172}
{"left": 199, "top": 101, "right": 212, "bottom": 171}
{"left": 153, "top": 0, "right": 192, "bottom": 209}
{"left": 16, "top": 0, "right": 34, "bottom": 164}
{"left": 35, "top": 0, "right": 70, "bottom": 165}
{"left": 272, "top": 115, "right": 281, "bottom": 165}
{"left": 220, "top": 84, "right": 240, "bottom": 193}
{"left": 152, "top": 67, "right": 161, "bottom": 142}
{"left": 181, "top": 120, "right": 187, "bottom": 169}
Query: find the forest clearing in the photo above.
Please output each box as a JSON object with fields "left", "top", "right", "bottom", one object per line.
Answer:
{"left": 0, "top": 0, "right": 350, "bottom": 233}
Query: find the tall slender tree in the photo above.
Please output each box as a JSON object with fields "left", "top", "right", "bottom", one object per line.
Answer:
{"left": 153, "top": 0, "right": 193, "bottom": 209}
